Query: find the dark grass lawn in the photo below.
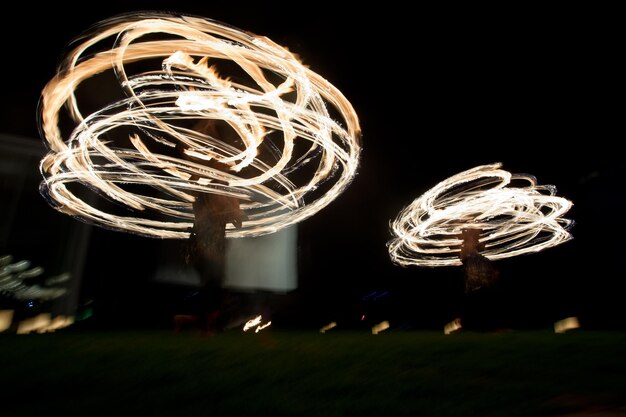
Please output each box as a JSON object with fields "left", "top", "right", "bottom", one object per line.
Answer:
{"left": 1, "top": 329, "right": 625, "bottom": 417}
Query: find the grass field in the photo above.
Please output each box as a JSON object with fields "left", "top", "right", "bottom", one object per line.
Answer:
{"left": 1, "top": 329, "right": 625, "bottom": 416}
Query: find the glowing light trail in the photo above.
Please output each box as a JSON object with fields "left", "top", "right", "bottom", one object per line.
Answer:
{"left": 255, "top": 321, "right": 272, "bottom": 333}
{"left": 243, "top": 315, "right": 271, "bottom": 332}
{"left": 0, "top": 255, "right": 67, "bottom": 301}
{"left": 371, "top": 320, "right": 390, "bottom": 335}
{"left": 38, "top": 12, "right": 361, "bottom": 238}
{"left": 243, "top": 315, "right": 262, "bottom": 332}
{"left": 320, "top": 322, "right": 337, "bottom": 333}
{"left": 388, "top": 163, "right": 573, "bottom": 267}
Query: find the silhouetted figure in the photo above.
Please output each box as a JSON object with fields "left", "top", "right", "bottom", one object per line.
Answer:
{"left": 459, "top": 228, "right": 500, "bottom": 293}
{"left": 177, "top": 120, "right": 246, "bottom": 334}
{"left": 458, "top": 227, "right": 501, "bottom": 331}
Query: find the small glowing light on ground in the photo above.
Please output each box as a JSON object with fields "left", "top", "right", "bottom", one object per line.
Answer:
{"left": 15, "top": 314, "right": 74, "bottom": 335}
{"left": 554, "top": 316, "right": 580, "bottom": 333}
{"left": 38, "top": 12, "right": 361, "bottom": 239}
{"left": 320, "top": 322, "right": 337, "bottom": 333}
{"left": 371, "top": 321, "right": 390, "bottom": 335}
{"left": 243, "top": 315, "right": 271, "bottom": 333}
{"left": 388, "top": 163, "right": 574, "bottom": 267}
{"left": 47, "top": 316, "right": 74, "bottom": 332}
{"left": 17, "top": 314, "right": 51, "bottom": 335}
{"left": 0, "top": 310, "right": 14, "bottom": 332}
{"left": 255, "top": 321, "right": 271, "bottom": 333}
{"left": 243, "top": 315, "right": 262, "bottom": 331}
{"left": 444, "top": 318, "right": 462, "bottom": 335}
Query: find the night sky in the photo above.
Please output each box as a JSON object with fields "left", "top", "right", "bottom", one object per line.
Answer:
{"left": 1, "top": 3, "right": 623, "bottom": 330}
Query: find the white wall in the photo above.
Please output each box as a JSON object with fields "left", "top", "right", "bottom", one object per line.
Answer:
{"left": 225, "top": 225, "right": 297, "bottom": 292}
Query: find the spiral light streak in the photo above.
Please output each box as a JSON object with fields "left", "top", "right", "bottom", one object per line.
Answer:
{"left": 38, "top": 12, "right": 361, "bottom": 238}
{"left": 388, "top": 163, "right": 574, "bottom": 267}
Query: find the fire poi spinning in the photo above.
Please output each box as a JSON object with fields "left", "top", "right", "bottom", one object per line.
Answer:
{"left": 37, "top": 12, "right": 361, "bottom": 242}
{"left": 387, "top": 163, "right": 574, "bottom": 272}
